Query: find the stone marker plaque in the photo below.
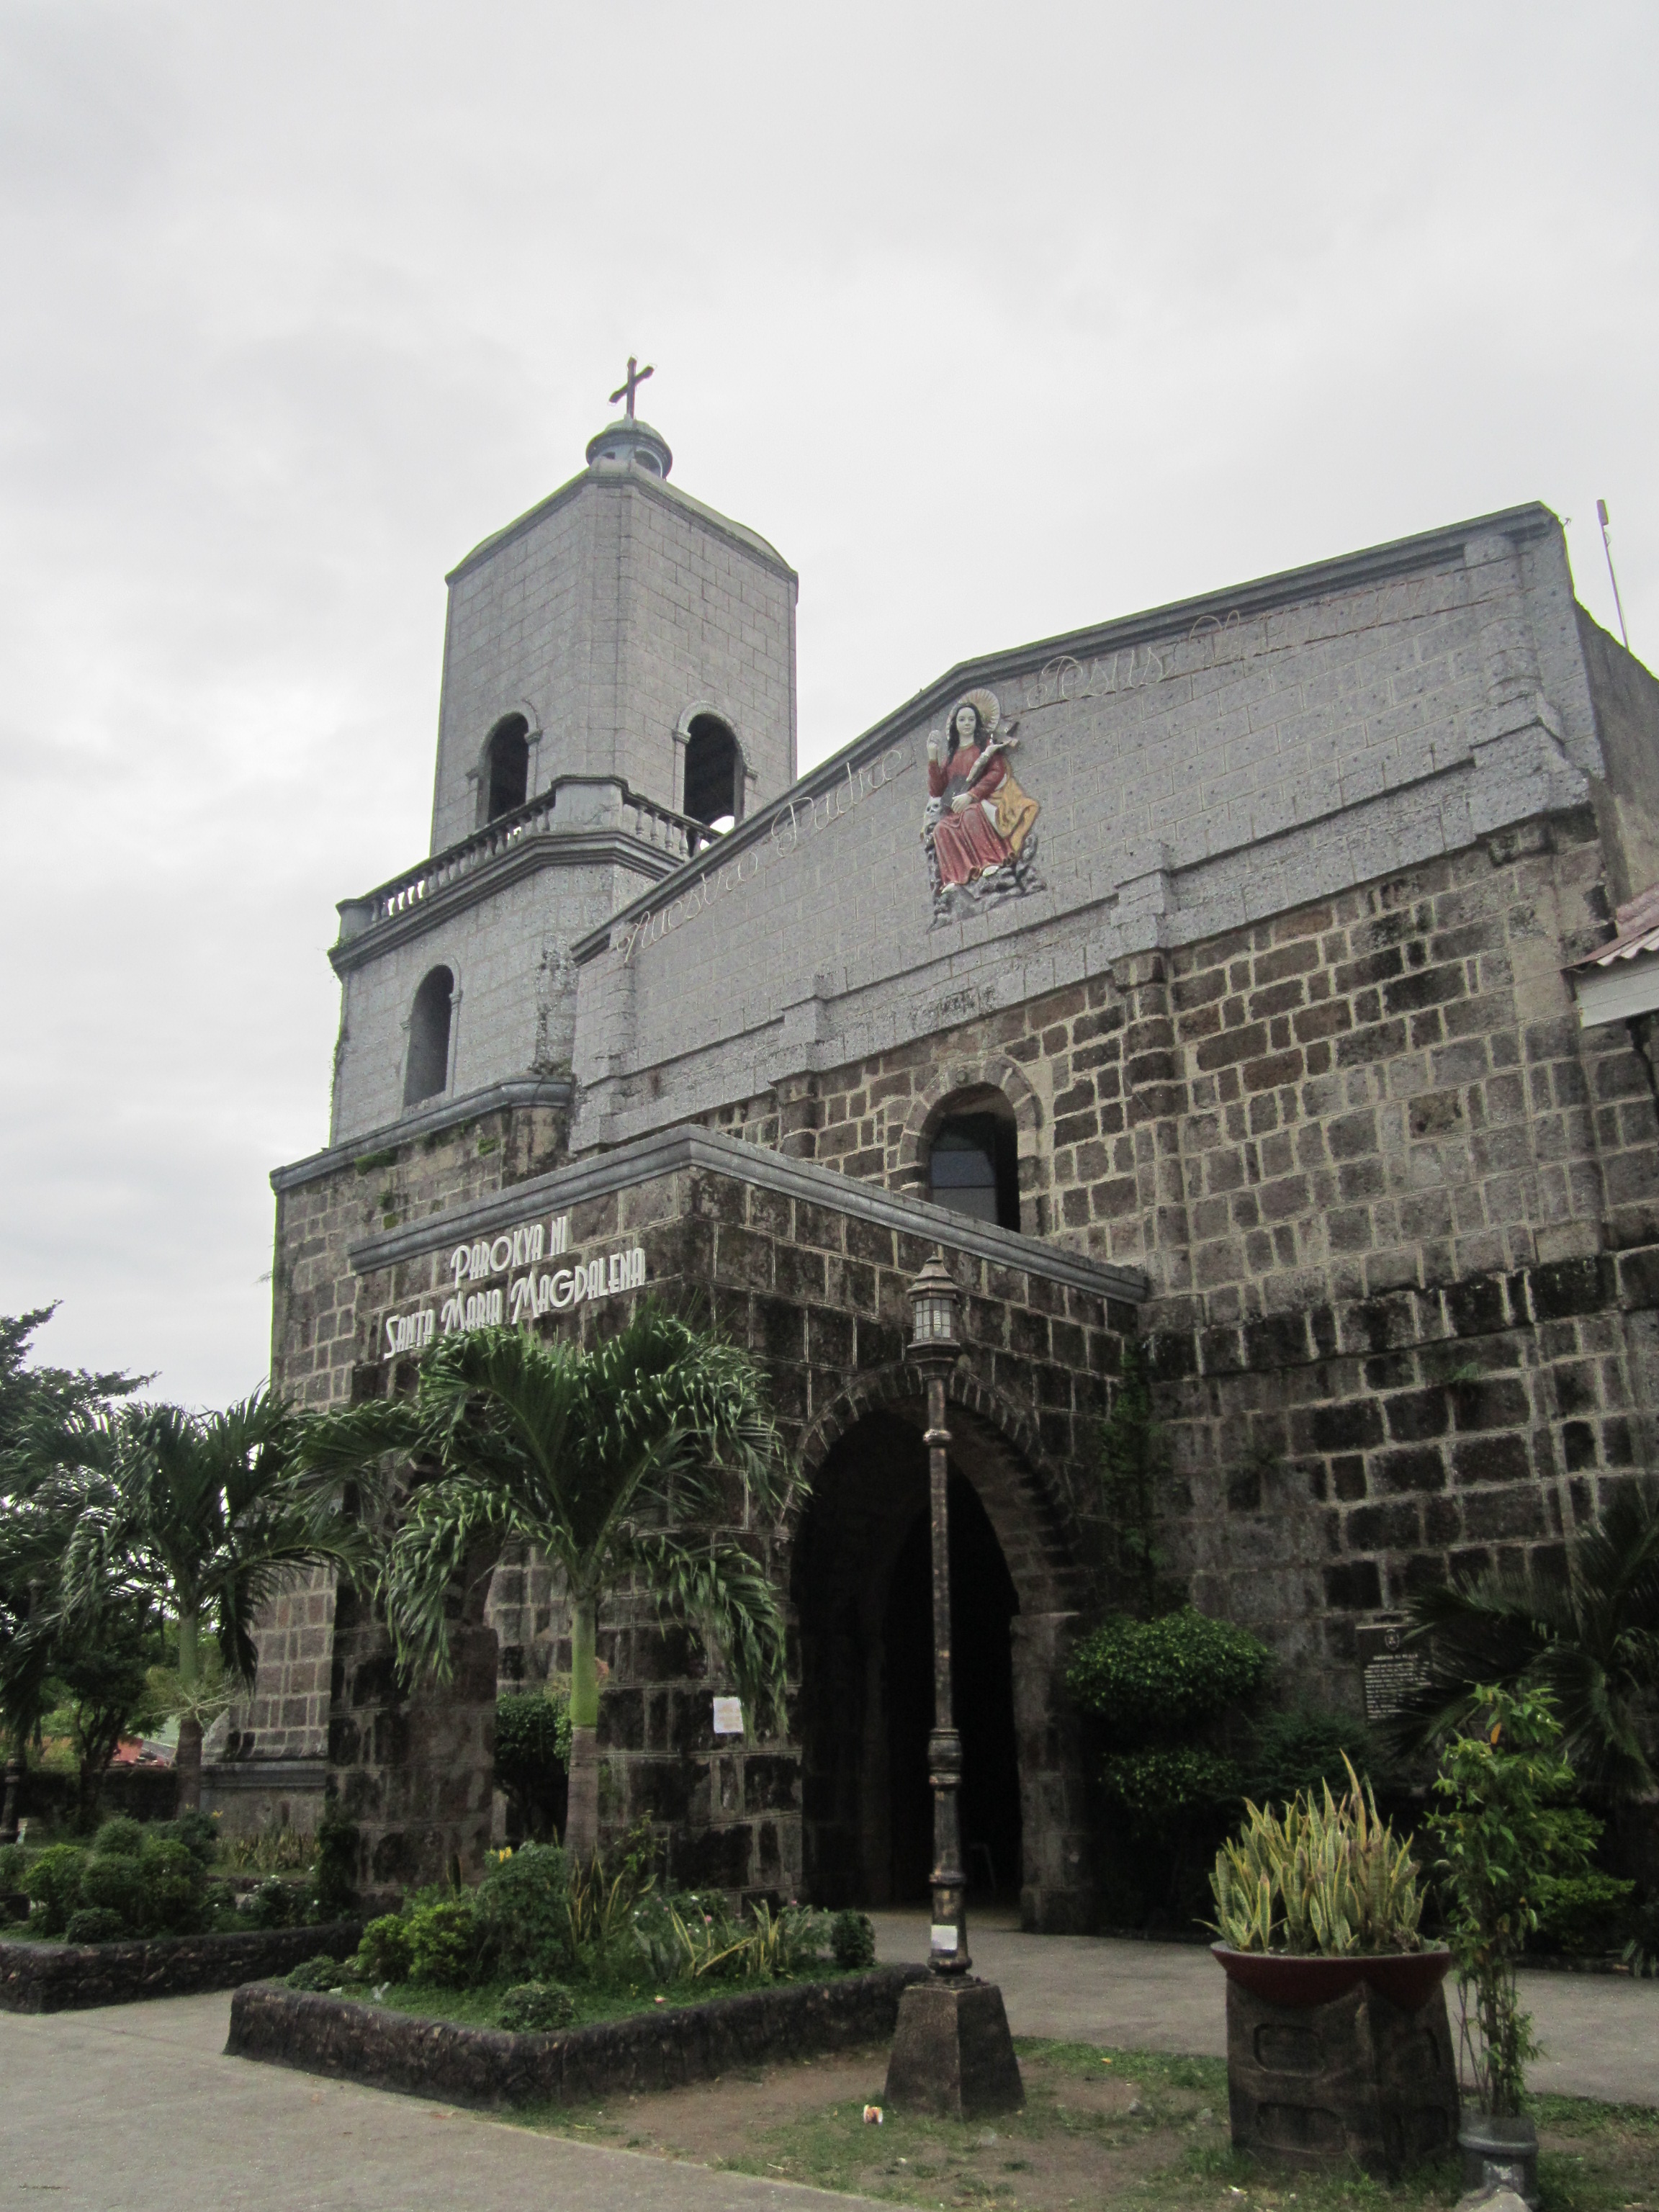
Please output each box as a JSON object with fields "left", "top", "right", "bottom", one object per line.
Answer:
{"left": 1355, "top": 1623, "right": 1428, "bottom": 1722}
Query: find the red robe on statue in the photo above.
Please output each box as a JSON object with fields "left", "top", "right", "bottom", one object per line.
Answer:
{"left": 929, "top": 743, "right": 1012, "bottom": 887}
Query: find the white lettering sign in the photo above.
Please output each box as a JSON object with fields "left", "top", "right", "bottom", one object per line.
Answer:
{"left": 383, "top": 1227, "right": 647, "bottom": 1360}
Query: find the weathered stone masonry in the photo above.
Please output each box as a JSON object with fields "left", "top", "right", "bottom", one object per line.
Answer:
{"left": 236, "top": 415, "right": 1659, "bottom": 1920}
{"left": 318, "top": 1134, "right": 1138, "bottom": 1923}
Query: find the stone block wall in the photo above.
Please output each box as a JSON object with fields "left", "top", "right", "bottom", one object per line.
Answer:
{"left": 685, "top": 810, "right": 1659, "bottom": 1704}
{"left": 331, "top": 1152, "right": 1134, "bottom": 1908}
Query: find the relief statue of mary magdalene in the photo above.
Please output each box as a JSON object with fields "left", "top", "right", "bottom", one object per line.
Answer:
{"left": 922, "top": 687, "right": 1043, "bottom": 927}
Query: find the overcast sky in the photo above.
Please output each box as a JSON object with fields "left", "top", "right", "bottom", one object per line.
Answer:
{"left": 1, "top": 3, "right": 1654, "bottom": 1407}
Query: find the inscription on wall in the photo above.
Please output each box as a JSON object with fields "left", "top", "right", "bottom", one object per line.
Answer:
{"left": 1354, "top": 1622, "right": 1429, "bottom": 1724}
{"left": 380, "top": 1208, "right": 647, "bottom": 1354}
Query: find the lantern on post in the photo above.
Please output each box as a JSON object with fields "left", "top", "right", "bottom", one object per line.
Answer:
{"left": 884, "top": 1247, "right": 1024, "bottom": 2120}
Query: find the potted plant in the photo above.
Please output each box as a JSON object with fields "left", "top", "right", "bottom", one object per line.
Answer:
{"left": 1209, "top": 1755, "right": 1457, "bottom": 2177}
{"left": 1427, "top": 1684, "right": 1591, "bottom": 2209}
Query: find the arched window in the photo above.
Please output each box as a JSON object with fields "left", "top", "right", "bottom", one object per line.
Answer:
{"left": 483, "top": 714, "right": 529, "bottom": 823}
{"left": 683, "top": 714, "right": 743, "bottom": 839}
{"left": 403, "top": 966, "right": 454, "bottom": 1107}
{"left": 927, "top": 1093, "right": 1020, "bottom": 1231}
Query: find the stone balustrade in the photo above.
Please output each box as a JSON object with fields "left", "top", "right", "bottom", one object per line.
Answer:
{"left": 336, "top": 778, "right": 701, "bottom": 943}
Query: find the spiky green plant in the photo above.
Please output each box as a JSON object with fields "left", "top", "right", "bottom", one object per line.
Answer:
{"left": 1210, "top": 1755, "right": 1425, "bottom": 1956}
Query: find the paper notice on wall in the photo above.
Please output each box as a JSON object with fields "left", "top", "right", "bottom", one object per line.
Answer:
{"left": 712, "top": 1696, "right": 745, "bottom": 1736}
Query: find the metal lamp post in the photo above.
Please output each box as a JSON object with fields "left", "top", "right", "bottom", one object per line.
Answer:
{"left": 907, "top": 1248, "right": 971, "bottom": 1979}
{"left": 883, "top": 1248, "right": 1024, "bottom": 2121}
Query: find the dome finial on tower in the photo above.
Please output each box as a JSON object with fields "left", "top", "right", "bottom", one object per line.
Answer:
{"left": 586, "top": 354, "right": 673, "bottom": 479}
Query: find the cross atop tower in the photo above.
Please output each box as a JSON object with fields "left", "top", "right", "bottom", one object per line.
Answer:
{"left": 608, "top": 356, "right": 654, "bottom": 421}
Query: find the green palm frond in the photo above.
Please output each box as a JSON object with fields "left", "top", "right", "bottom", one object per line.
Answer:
{"left": 1390, "top": 1485, "right": 1659, "bottom": 1797}
{"left": 375, "top": 1306, "right": 795, "bottom": 1708}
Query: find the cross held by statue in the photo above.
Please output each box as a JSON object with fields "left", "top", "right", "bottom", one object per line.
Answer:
{"left": 609, "top": 356, "right": 653, "bottom": 420}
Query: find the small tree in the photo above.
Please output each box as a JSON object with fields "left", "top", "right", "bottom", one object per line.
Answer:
{"left": 0, "top": 1308, "right": 144, "bottom": 1840}
{"left": 59, "top": 1391, "right": 370, "bottom": 1809}
{"left": 310, "top": 1307, "right": 793, "bottom": 1859}
{"left": 1426, "top": 1684, "right": 1592, "bottom": 2118}
{"left": 1068, "top": 1607, "right": 1272, "bottom": 1923}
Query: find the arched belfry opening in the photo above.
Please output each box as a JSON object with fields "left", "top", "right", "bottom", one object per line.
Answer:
{"left": 482, "top": 714, "right": 530, "bottom": 823}
{"left": 927, "top": 1087, "right": 1021, "bottom": 1231}
{"left": 793, "top": 1408, "right": 1020, "bottom": 1909}
{"left": 683, "top": 714, "right": 743, "bottom": 840}
{"left": 403, "top": 966, "right": 454, "bottom": 1107}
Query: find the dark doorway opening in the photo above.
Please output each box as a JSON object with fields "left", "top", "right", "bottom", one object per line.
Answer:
{"left": 794, "top": 1411, "right": 1021, "bottom": 1909}
{"left": 883, "top": 1472, "right": 1021, "bottom": 1902}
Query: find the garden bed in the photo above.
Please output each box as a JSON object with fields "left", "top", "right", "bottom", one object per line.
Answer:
{"left": 0, "top": 1919, "right": 364, "bottom": 2014}
{"left": 226, "top": 1961, "right": 927, "bottom": 2108}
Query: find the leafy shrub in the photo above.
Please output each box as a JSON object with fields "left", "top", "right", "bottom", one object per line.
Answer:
{"left": 161, "top": 1810, "right": 221, "bottom": 1866}
{"left": 1244, "top": 1705, "right": 1386, "bottom": 1808}
{"left": 140, "top": 1835, "right": 207, "bottom": 1934}
{"left": 496, "top": 1979, "right": 576, "bottom": 2032}
{"left": 1211, "top": 1758, "right": 1424, "bottom": 1956}
{"left": 241, "top": 1877, "right": 305, "bottom": 1930}
{"left": 78, "top": 1853, "right": 146, "bottom": 1930}
{"left": 24, "top": 1845, "right": 88, "bottom": 1935}
{"left": 405, "top": 1896, "right": 480, "bottom": 1986}
{"left": 310, "top": 1803, "right": 359, "bottom": 1921}
{"left": 476, "top": 1843, "right": 572, "bottom": 1982}
{"left": 1102, "top": 1748, "right": 1243, "bottom": 1833}
{"left": 65, "top": 1907, "right": 130, "bottom": 1945}
{"left": 830, "top": 1909, "right": 876, "bottom": 1970}
{"left": 1068, "top": 1610, "right": 1272, "bottom": 1743}
{"left": 355, "top": 1912, "right": 413, "bottom": 1984}
{"left": 1533, "top": 1871, "right": 1637, "bottom": 1953}
{"left": 0, "top": 1843, "right": 24, "bottom": 1892}
{"left": 92, "top": 1816, "right": 144, "bottom": 1859}
{"left": 284, "top": 1954, "right": 345, "bottom": 1992}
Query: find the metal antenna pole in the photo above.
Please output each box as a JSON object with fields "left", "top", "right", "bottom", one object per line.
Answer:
{"left": 1599, "top": 499, "right": 1632, "bottom": 652}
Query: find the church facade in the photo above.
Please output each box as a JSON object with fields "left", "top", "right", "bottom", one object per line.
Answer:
{"left": 220, "top": 395, "right": 1659, "bottom": 1929}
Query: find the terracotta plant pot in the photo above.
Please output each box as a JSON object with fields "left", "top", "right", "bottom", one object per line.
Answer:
{"left": 1210, "top": 1943, "right": 1452, "bottom": 2011}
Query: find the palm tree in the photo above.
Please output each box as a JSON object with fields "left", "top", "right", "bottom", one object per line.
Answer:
{"left": 1390, "top": 1483, "right": 1659, "bottom": 1801}
{"left": 60, "top": 1391, "right": 370, "bottom": 1809}
{"left": 313, "top": 1308, "right": 793, "bottom": 1858}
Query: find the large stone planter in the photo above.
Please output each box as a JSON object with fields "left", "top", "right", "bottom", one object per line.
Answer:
{"left": 1459, "top": 2111, "right": 1539, "bottom": 2208}
{"left": 1213, "top": 1945, "right": 1458, "bottom": 2180}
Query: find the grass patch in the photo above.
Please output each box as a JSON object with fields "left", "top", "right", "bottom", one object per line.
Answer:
{"left": 355, "top": 1963, "right": 874, "bottom": 2033}
{"left": 490, "top": 2035, "right": 1659, "bottom": 2211}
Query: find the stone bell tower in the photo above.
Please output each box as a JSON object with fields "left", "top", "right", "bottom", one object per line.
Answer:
{"left": 427, "top": 367, "right": 799, "bottom": 852}
{"left": 322, "top": 372, "right": 799, "bottom": 1149}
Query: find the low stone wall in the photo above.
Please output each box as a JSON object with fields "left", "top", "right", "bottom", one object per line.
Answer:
{"left": 0, "top": 1921, "right": 364, "bottom": 2015}
{"left": 227, "top": 1962, "right": 929, "bottom": 2108}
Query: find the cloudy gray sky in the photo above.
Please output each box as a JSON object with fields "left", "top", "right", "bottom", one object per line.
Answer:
{"left": 2, "top": 3, "right": 1654, "bottom": 1406}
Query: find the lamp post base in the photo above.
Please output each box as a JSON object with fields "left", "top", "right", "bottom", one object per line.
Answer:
{"left": 883, "top": 1977, "right": 1025, "bottom": 2120}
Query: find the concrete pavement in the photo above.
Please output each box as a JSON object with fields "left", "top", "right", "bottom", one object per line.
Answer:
{"left": 1, "top": 1990, "right": 876, "bottom": 2212}
{"left": 870, "top": 1908, "right": 1659, "bottom": 2106}
{"left": 6, "top": 1923, "right": 1656, "bottom": 2212}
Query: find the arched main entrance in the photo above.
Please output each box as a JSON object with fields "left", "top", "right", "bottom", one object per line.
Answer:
{"left": 792, "top": 1406, "right": 1026, "bottom": 1910}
